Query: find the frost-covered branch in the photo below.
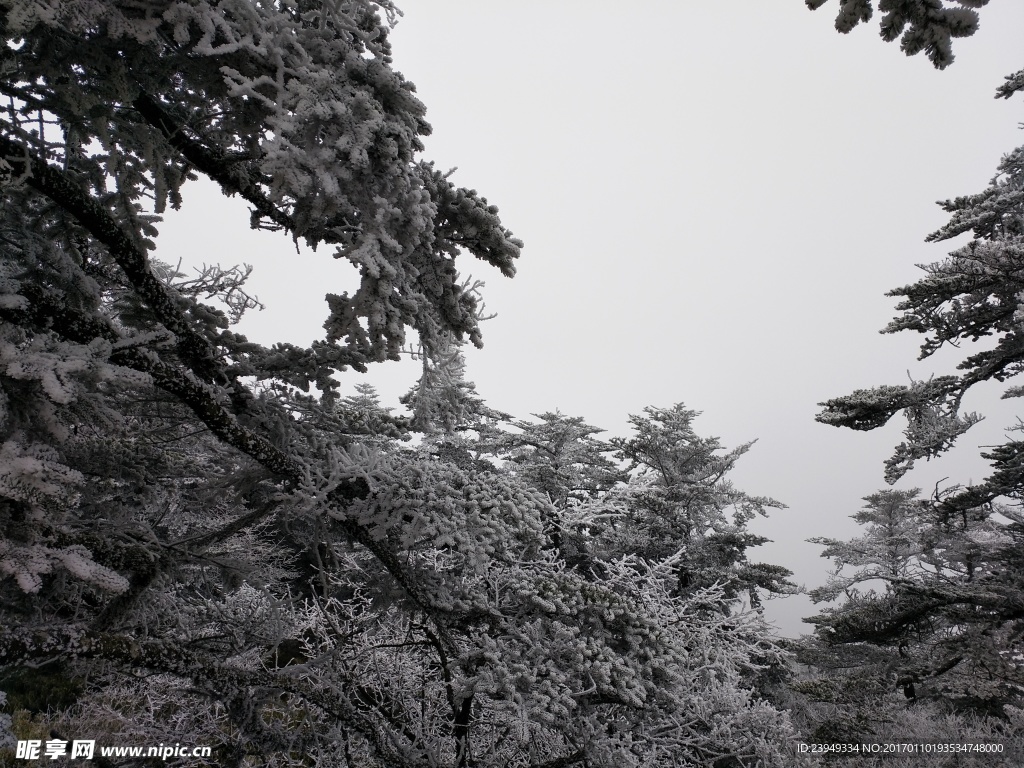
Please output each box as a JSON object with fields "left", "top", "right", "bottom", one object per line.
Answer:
{"left": 807, "top": 0, "right": 989, "bottom": 69}
{"left": 0, "top": 625, "right": 424, "bottom": 768}
{"left": 0, "top": 131, "right": 228, "bottom": 387}
{"left": 0, "top": 282, "right": 459, "bottom": 651}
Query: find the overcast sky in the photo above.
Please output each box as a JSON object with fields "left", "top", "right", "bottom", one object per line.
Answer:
{"left": 157, "top": 2, "right": 1024, "bottom": 637}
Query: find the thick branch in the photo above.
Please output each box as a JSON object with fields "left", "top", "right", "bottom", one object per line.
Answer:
{"left": 171, "top": 497, "right": 283, "bottom": 550}
{"left": 131, "top": 92, "right": 361, "bottom": 247}
{"left": 132, "top": 93, "right": 301, "bottom": 237}
{"left": 532, "top": 750, "right": 586, "bottom": 768}
{"left": 0, "top": 132, "right": 224, "bottom": 384}
{"left": 1, "top": 286, "right": 456, "bottom": 651}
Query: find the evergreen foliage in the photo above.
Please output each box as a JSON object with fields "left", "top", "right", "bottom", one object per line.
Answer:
{"left": 806, "top": 25, "right": 1024, "bottom": 749}
{"left": 0, "top": 3, "right": 798, "bottom": 765}
{"left": 609, "top": 406, "right": 796, "bottom": 609}
{"left": 5, "top": 0, "right": 1014, "bottom": 761}
{"left": 804, "top": 489, "right": 1024, "bottom": 716}
{"left": 806, "top": 0, "right": 992, "bottom": 69}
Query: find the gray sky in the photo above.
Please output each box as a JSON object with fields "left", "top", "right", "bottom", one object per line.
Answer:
{"left": 157, "top": 2, "right": 1024, "bottom": 637}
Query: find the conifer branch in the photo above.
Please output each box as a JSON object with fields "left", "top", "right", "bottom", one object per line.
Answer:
{"left": 0, "top": 626, "right": 422, "bottom": 768}
{"left": 131, "top": 92, "right": 303, "bottom": 237}
{"left": 0, "top": 285, "right": 455, "bottom": 650}
{"left": 0, "top": 132, "right": 225, "bottom": 385}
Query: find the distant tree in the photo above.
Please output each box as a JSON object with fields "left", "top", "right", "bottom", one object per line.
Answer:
{"left": 499, "top": 411, "right": 625, "bottom": 510}
{"left": 399, "top": 279, "right": 502, "bottom": 437}
{"left": 494, "top": 411, "right": 625, "bottom": 576}
{"left": 607, "top": 405, "right": 796, "bottom": 609}
{"left": 802, "top": 488, "right": 1024, "bottom": 716}
{"left": 806, "top": 0, "right": 993, "bottom": 69}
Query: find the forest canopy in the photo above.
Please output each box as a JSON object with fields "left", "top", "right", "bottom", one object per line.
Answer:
{"left": 0, "top": 2, "right": 801, "bottom": 766}
{"left": 0, "top": 0, "right": 1022, "bottom": 766}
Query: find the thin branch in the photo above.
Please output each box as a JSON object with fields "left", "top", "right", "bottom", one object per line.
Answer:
{"left": 0, "top": 626, "right": 422, "bottom": 768}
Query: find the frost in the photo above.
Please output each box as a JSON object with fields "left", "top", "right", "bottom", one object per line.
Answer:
{"left": 0, "top": 540, "right": 127, "bottom": 595}
{"left": 0, "top": 439, "right": 83, "bottom": 510}
{"left": 0, "top": 2, "right": 799, "bottom": 764}
{"left": 965, "top": 529, "right": 1012, "bottom": 547}
{"left": 55, "top": 545, "right": 130, "bottom": 593}
{"left": 0, "top": 693, "right": 12, "bottom": 750}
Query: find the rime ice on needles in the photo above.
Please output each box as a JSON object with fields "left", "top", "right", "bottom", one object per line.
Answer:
{"left": 0, "top": 2, "right": 804, "bottom": 765}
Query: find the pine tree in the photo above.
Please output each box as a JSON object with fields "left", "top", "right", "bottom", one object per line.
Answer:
{"left": 499, "top": 411, "right": 625, "bottom": 509}
{"left": 399, "top": 279, "right": 502, "bottom": 439}
{"left": 493, "top": 411, "right": 625, "bottom": 577}
{"left": 796, "top": 7, "right": 1024, "bottom": 748}
{"left": 816, "top": 74, "right": 1024, "bottom": 500}
{"left": 810, "top": 75, "right": 1024, "bottom": 720}
{"left": 795, "top": 488, "right": 1024, "bottom": 761}
{"left": 608, "top": 404, "right": 796, "bottom": 609}
{"left": 0, "top": 2, "right": 520, "bottom": 763}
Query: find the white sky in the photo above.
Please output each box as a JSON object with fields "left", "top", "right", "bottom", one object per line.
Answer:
{"left": 156, "top": 2, "right": 1024, "bottom": 637}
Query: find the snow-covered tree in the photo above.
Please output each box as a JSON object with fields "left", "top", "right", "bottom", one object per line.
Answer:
{"left": 0, "top": 0, "right": 517, "bottom": 762}
{"left": 607, "top": 404, "right": 796, "bottom": 609}
{"left": 0, "top": 4, "right": 803, "bottom": 765}
{"left": 810, "top": 70, "right": 1024, "bottom": 721}
{"left": 816, "top": 71, "right": 1024, "bottom": 499}
{"left": 400, "top": 279, "right": 502, "bottom": 437}
{"left": 793, "top": 43, "right": 1024, "bottom": 755}
{"left": 499, "top": 411, "right": 625, "bottom": 510}
{"left": 803, "top": 488, "right": 1024, "bottom": 715}
{"left": 492, "top": 411, "right": 625, "bottom": 577}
